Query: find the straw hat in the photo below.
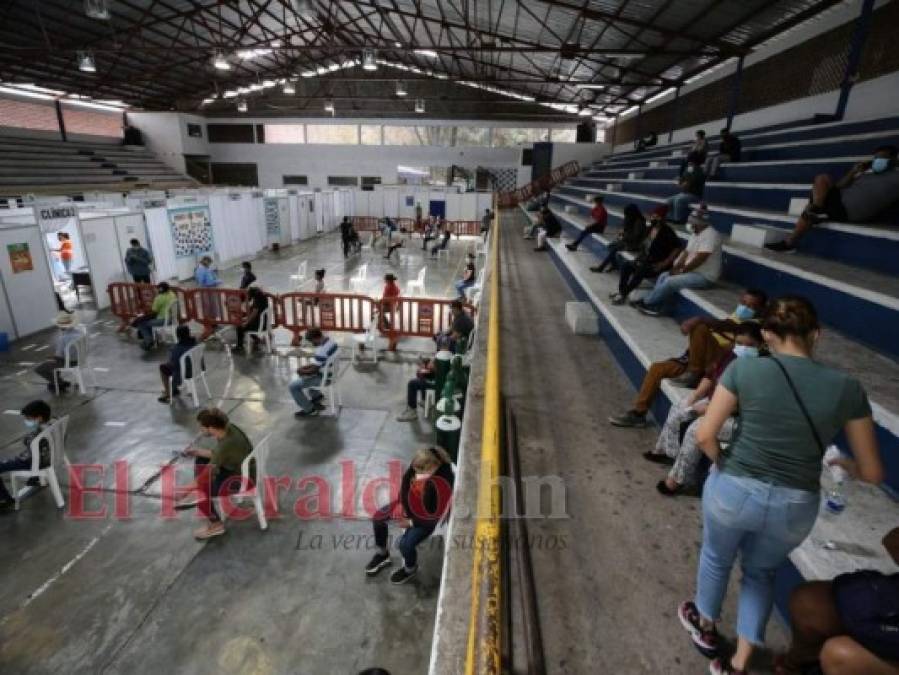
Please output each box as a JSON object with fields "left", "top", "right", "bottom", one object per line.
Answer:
{"left": 54, "top": 311, "right": 78, "bottom": 328}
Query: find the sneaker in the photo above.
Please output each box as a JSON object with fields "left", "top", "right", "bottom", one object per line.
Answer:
{"left": 194, "top": 522, "right": 226, "bottom": 540}
{"left": 637, "top": 303, "right": 662, "bottom": 317}
{"left": 565, "top": 243, "right": 578, "bottom": 251}
{"left": 709, "top": 658, "right": 747, "bottom": 675}
{"left": 669, "top": 371, "right": 701, "bottom": 388}
{"left": 294, "top": 408, "right": 319, "bottom": 418}
{"left": 608, "top": 410, "right": 648, "bottom": 428}
{"left": 157, "top": 395, "right": 171, "bottom": 404}
{"left": 678, "top": 600, "right": 720, "bottom": 658}
{"left": 764, "top": 240, "right": 797, "bottom": 253}
{"left": 656, "top": 480, "right": 682, "bottom": 497}
{"left": 365, "top": 552, "right": 392, "bottom": 576}
{"left": 396, "top": 408, "right": 419, "bottom": 422}
{"left": 389, "top": 566, "right": 418, "bottom": 585}
{"left": 642, "top": 451, "right": 674, "bottom": 465}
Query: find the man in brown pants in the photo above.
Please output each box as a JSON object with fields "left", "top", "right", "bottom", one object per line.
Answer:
{"left": 608, "top": 288, "right": 767, "bottom": 428}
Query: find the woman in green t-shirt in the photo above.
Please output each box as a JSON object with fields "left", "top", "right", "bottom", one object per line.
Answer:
{"left": 676, "top": 296, "right": 883, "bottom": 675}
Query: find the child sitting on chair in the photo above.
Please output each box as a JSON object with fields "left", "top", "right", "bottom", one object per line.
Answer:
{"left": 0, "top": 400, "right": 53, "bottom": 511}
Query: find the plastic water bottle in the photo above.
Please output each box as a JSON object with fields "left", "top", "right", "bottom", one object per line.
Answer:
{"left": 823, "top": 446, "right": 848, "bottom": 515}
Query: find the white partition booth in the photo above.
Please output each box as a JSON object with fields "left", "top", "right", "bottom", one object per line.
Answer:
{"left": 350, "top": 187, "right": 493, "bottom": 222}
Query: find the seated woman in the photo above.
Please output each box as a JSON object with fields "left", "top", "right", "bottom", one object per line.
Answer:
{"left": 455, "top": 254, "right": 477, "bottom": 299}
{"left": 365, "top": 447, "right": 455, "bottom": 584}
{"left": 590, "top": 203, "right": 646, "bottom": 273}
{"left": 179, "top": 408, "right": 254, "bottom": 541}
{"left": 643, "top": 323, "right": 764, "bottom": 496}
{"left": 774, "top": 527, "right": 899, "bottom": 675}
{"left": 158, "top": 325, "right": 198, "bottom": 403}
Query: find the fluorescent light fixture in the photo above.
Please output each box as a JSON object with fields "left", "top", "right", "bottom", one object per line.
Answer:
{"left": 262, "top": 80, "right": 277, "bottom": 88}
{"left": 324, "top": 99, "right": 334, "bottom": 112}
{"left": 223, "top": 90, "right": 238, "bottom": 98}
{"left": 644, "top": 86, "right": 676, "bottom": 105}
{"left": 270, "top": 40, "right": 282, "bottom": 48}
{"left": 84, "top": 0, "right": 110, "bottom": 20}
{"left": 301, "top": 70, "right": 316, "bottom": 78}
{"left": 395, "top": 81, "right": 407, "bottom": 96}
{"left": 77, "top": 51, "right": 96, "bottom": 73}
{"left": 0, "top": 85, "right": 55, "bottom": 101}
{"left": 237, "top": 86, "right": 251, "bottom": 94}
{"left": 578, "top": 108, "right": 593, "bottom": 116}
{"left": 213, "top": 51, "right": 231, "bottom": 70}
{"left": 414, "top": 98, "right": 425, "bottom": 113}
{"left": 574, "top": 83, "right": 606, "bottom": 90}
{"left": 283, "top": 81, "right": 296, "bottom": 94}
{"left": 394, "top": 41, "right": 402, "bottom": 48}
{"left": 414, "top": 49, "right": 438, "bottom": 58}
{"left": 249, "top": 83, "right": 263, "bottom": 91}
{"left": 362, "top": 49, "right": 377, "bottom": 71}
{"left": 201, "top": 98, "right": 216, "bottom": 106}
{"left": 237, "top": 99, "right": 248, "bottom": 113}
{"left": 61, "top": 98, "right": 126, "bottom": 112}
{"left": 237, "top": 48, "right": 273, "bottom": 60}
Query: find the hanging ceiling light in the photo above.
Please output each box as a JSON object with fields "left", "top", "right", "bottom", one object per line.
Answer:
{"left": 362, "top": 49, "right": 378, "bottom": 71}
{"left": 395, "top": 81, "right": 407, "bottom": 97}
{"left": 84, "top": 0, "right": 110, "bottom": 20}
{"left": 324, "top": 99, "right": 335, "bottom": 113}
{"left": 237, "top": 99, "right": 248, "bottom": 113}
{"left": 77, "top": 51, "right": 97, "bottom": 73}
{"left": 414, "top": 98, "right": 425, "bottom": 113}
{"left": 213, "top": 51, "right": 231, "bottom": 70}
{"left": 283, "top": 80, "right": 296, "bottom": 94}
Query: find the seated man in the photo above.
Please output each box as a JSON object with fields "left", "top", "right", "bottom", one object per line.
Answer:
{"left": 611, "top": 206, "right": 682, "bottom": 305}
{"left": 705, "top": 128, "right": 741, "bottom": 178}
{"left": 455, "top": 254, "right": 477, "bottom": 299}
{"left": 435, "top": 300, "right": 474, "bottom": 352}
{"left": 609, "top": 290, "right": 764, "bottom": 428}
{"left": 234, "top": 286, "right": 268, "bottom": 354}
{"left": 365, "top": 447, "right": 455, "bottom": 584}
{"left": 180, "top": 408, "right": 254, "bottom": 541}
{"left": 767, "top": 144, "right": 899, "bottom": 253}
{"left": 34, "top": 312, "right": 83, "bottom": 393}
{"left": 534, "top": 208, "right": 562, "bottom": 251}
{"left": 635, "top": 131, "right": 658, "bottom": 152}
{"left": 667, "top": 155, "right": 706, "bottom": 223}
{"left": 430, "top": 221, "right": 452, "bottom": 258}
{"left": 396, "top": 355, "right": 437, "bottom": 422}
{"left": 0, "top": 400, "right": 53, "bottom": 510}
{"left": 565, "top": 196, "right": 608, "bottom": 251}
{"left": 132, "top": 282, "right": 177, "bottom": 350}
{"left": 631, "top": 206, "right": 721, "bottom": 317}
{"left": 288, "top": 328, "right": 338, "bottom": 418}
{"left": 157, "top": 325, "right": 198, "bottom": 403}
{"left": 775, "top": 527, "right": 899, "bottom": 675}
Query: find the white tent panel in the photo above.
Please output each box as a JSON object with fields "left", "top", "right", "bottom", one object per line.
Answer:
{"left": 80, "top": 215, "right": 128, "bottom": 310}
{"left": 368, "top": 190, "right": 384, "bottom": 218}
{"left": 382, "top": 188, "right": 399, "bottom": 219}
{"left": 0, "top": 224, "right": 58, "bottom": 338}
{"left": 144, "top": 207, "right": 179, "bottom": 281}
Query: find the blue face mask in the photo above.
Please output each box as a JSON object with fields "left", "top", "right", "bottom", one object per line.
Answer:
{"left": 24, "top": 418, "right": 39, "bottom": 430}
{"left": 872, "top": 157, "right": 891, "bottom": 174}
{"left": 733, "top": 304, "right": 755, "bottom": 321}
{"left": 733, "top": 345, "right": 758, "bottom": 358}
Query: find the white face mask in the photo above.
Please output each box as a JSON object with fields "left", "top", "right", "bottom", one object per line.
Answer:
{"left": 414, "top": 472, "right": 431, "bottom": 481}
{"left": 685, "top": 222, "right": 695, "bottom": 234}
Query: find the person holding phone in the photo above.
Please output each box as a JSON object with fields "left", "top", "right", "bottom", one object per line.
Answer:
{"left": 288, "top": 328, "right": 337, "bottom": 418}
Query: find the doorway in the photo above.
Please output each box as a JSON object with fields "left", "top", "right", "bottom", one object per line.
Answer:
{"left": 428, "top": 200, "right": 446, "bottom": 219}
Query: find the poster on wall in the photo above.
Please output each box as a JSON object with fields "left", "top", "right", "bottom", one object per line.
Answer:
{"left": 169, "top": 206, "right": 214, "bottom": 258}
{"left": 264, "top": 197, "right": 281, "bottom": 236}
{"left": 7, "top": 243, "right": 34, "bottom": 273}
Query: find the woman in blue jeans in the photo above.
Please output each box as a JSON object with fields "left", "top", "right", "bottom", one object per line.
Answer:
{"left": 680, "top": 295, "right": 883, "bottom": 675}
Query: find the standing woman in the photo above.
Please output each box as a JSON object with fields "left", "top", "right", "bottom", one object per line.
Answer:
{"left": 194, "top": 256, "right": 221, "bottom": 339}
{"left": 679, "top": 296, "right": 883, "bottom": 675}
{"left": 380, "top": 273, "right": 401, "bottom": 351}
{"left": 55, "top": 232, "right": 74, "bottom": 278}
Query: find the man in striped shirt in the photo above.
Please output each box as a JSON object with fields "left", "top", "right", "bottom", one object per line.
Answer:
{"left": 289, "top": 328, "right": 338, "bottom": 418}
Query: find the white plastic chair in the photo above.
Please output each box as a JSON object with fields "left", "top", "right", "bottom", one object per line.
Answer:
{"left": 54, "top": 333, "right": 93, "bottom": 394}
{"left": 360, "top": 232, "right": 374, "bottom": 251}
{"left": 170, "top": 343, "right": 211, "bottom": 407}
{"left": 464, "top": 268, "right": 485, "bottom": 303}
{"left": 405, "top": 267, "right": 426, "bottom": 296}
{"left": 349, "top": 263, "right": 368, "bottom": 293}
{"left": 247, "top": 306, "right": 273, "bottom": 354}
{"left": 351, "top": 317, "right": 381, "bottom": 364}
{"left": 305, "top": 349, "right": 342, "bottom": 416}
{"left": 8, "top": 416, "right": 68, "bottom": 510}
{"left": 290, "top": 261, "right": 308, "bottom": 289}
{"left": 152, "top": 300, "right": 179, "bottom": 346}
{"left": 436, "top": 245, "right": 451, "bottom": 262}
{"left": 215, "top": 433, "right": 270, "bottom": 531}
{"left": 423, "top": 388, "right": 436, "bottom": 417}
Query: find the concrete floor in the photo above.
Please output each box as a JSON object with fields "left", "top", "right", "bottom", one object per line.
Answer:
{"left": 0, "top": 232, "right": 474, "bottom": 675}
{"left": 499, "top": 209, "right": 788, "bottom": 674}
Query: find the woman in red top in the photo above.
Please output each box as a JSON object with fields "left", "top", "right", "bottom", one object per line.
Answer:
{"left": 566, "top": 195, "right": 608, "bottom": 251}
{"left": 380, "top": 273, "right": 401, "bottom": 350}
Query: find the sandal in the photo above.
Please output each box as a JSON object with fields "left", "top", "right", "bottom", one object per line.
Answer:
{"left": 656, "top": 480, "right": 682, "bottom": 497}
{"left": 642, "top": 450, "right": 674, "bottom": 465}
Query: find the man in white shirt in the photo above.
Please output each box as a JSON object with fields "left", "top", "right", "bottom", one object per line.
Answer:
{"left": 632, "top": 206, "right": 722, "bottom": 317}
{"left": 288, "top": 328, "right": 338, "bottom": 418}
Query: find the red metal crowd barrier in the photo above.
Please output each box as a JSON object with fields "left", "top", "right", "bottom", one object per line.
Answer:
{"left": 278, "top": 291, "right": 375, "bottom": 345}
{"left": 108, "top": 282, "right": 189, "bottom": 330}
{"left": 397, "top": 217, "right": 416, "bottom": 232}
{"left": 380, "top": 297, "right": 476, "bottom": 340}
{"left": 497, "top": 160, "right": 580, "bottom": 207}
{"left": 352, "top": 216, "right": 379, "bottom": 232}
{"left": 448, "top": 220, "right": 481, "bottom": 237}
{"left": 184, "top": 287, "right": 248, "bottom": 338}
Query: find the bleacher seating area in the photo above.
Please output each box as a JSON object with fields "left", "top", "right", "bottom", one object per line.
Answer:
{"left": 0, "top": 135, "right": 197, "bottom": 195}
{"left": 529, "top": 113, "right": 899, "bottom": 604}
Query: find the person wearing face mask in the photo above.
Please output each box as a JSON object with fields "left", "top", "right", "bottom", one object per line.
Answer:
{"left": 177, "top": 408, "right": 254, "bottom": 541}
{"left": 632, "top": 205, "right": 722, "bottom": 317}
{"left": 364, "top": 447, "right": 455, "bottom": 585}
{"left": 678, "top": 295, "right": 882, "bottom": 675}
{"left": 767, "top": 144, "right": 899, "bottom": 253}
{"left": 609, "top": 288, "right": 767, "bottom": 429}
{"left": 669, "top": 288, "right": 768, "bottom": 389}
{"left": 611, "top": 205, "right": 682, "bottom": 305}
{"left": 0, "top": 400, "right": 54, "bottom": 510}
{"left": 668, "top": 154, "right": 707, "bottom": 223}
{"left": 643, "top": 323, "right": 765, "bottom": 497}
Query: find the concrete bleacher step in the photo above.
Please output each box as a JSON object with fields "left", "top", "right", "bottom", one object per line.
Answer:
{"left": 743, "top": 131, "right": 899, "bottom": 163}
{"left": 522, "top": 205, "right": 899, "bottom": 592}
{"left": 548, "top": 201, "right": 899, "bottom": 361}
{"left": 551, "top": 188, "right": 899, "bottom": 278}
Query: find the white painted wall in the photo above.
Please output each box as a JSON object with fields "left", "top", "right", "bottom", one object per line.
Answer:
{"left": 127, "top": 112, "right": 190, "bottom": 174}
{"left": 552, "top": 142, "right": 611, "bottom": 169}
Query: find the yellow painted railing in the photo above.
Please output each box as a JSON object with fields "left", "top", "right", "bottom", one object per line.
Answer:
{"left": 465, "top": 202, "right": 503, "bottom": 674}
